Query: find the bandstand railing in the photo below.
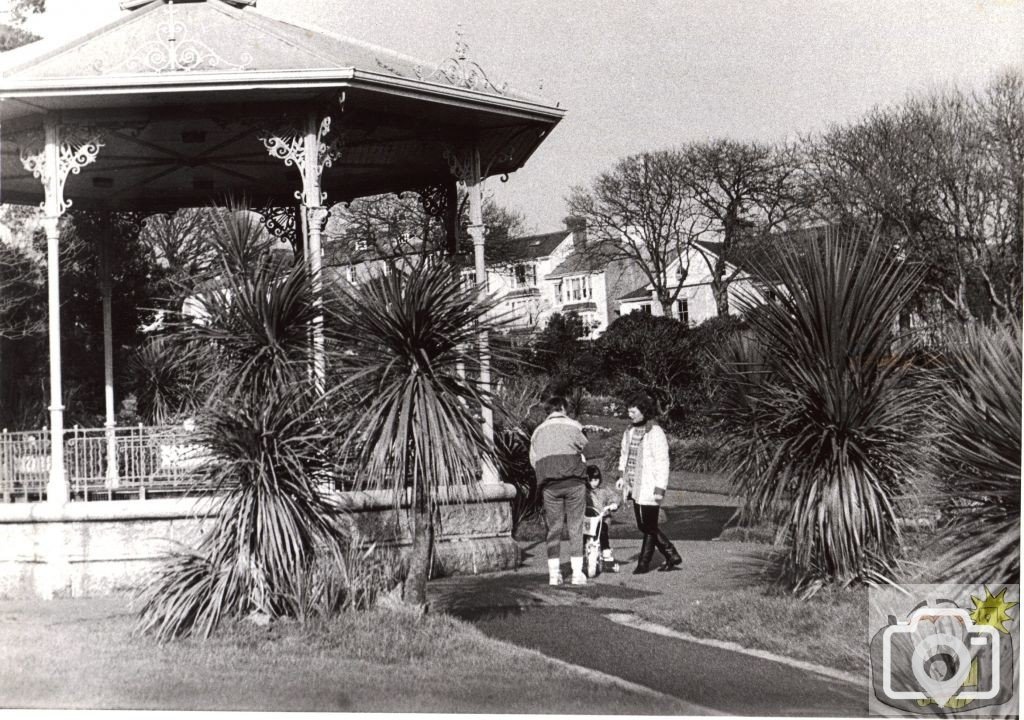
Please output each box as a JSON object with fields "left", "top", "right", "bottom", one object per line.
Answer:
{"left": 0, "top": 425, "right": 213, "bottom": 502}
{"left": 0, "top": 428, "right": 51, "bottom": 502}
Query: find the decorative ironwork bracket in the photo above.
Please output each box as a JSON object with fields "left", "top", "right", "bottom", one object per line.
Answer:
{"left": 443, "top": 144, "right": 474, "bottom": 183}
{"left": 253, "top": 205, "right": 301, "bottom": 253}
{"left": 20, "top": 127, "right": 105, "bottom": 215}
{"left": 444, "top": 134, "right": 518, "bottom": 186}
{"left": 418, "top": 183, "right": 449, "bottom": 220}
{"left": 97, "top": 1, "right": 254, "bottom": 73}
{"left": 259, "top": 116, "right": 343, "bottom": 206}
{"left": 418, "top": 180, "right": 460, "bottom": 255}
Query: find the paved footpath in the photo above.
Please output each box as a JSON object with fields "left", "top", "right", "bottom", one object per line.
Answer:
{"left": 429, "top": 493, "right": 869, "bottom": 716}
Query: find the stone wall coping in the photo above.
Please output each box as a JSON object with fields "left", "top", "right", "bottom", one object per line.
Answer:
{"left": 0, "top": 496, "right": 220, "bottom": 523}
{"left": 335, "top": 483, "right": 515, "bottom": 510}
{"left": 0, "top": 483, "right": 516, "bottom": 524}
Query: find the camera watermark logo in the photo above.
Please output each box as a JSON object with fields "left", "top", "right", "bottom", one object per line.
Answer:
{"left": 869, "top": 585, "right": 1018, "bottom": 716}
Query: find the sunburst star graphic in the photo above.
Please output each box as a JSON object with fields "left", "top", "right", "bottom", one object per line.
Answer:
{"left": 970, "top": 586, "right": 1017, "bottom": 634}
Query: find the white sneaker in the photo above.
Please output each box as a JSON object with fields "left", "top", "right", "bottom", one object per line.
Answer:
{"left": 549, "top": 572, "right": 563, "bottom": 586}
{"left": 571, "top": 572, "right": 587, "bottom": 585}
{"left": 547, "top": 558, "right": 563, "bottom": 586}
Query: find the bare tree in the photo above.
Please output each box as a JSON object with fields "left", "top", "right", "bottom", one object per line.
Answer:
{"left": 327, "top": 191, "right": 528, "bottom": 271}
{"left": 804, "top": 71, "right": 1024, "bottom": 322}
{"left": 907, "top": 87, "right": 1018, "bottom": 320}
{"left": 976, "top": 69, "right": 1024, "bottom": 317}
{"left": 141, "top": 208, "right": 220, "bottom": 303}
{"left": 681, "top": 140, "right": 804, "bottom": 316}
{"left": 0, "top": 0, "right": 45, "bottom": 52}
{"left": 567, "top": 150, "right": 708, "bottom": 316}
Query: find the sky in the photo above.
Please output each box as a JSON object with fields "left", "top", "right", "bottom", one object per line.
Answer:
{"left": 14, "top": 0, "right": 1024, "bottom": 232}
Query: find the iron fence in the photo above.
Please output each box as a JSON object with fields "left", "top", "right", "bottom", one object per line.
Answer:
{"left": 0, "top": 424, "right": 212, "bottom": 502}
{"left": 65, "top": 424, "right": 210, "bottom": 500}
{"left": 0, "top": 428, "right": 51, "bottom": 502}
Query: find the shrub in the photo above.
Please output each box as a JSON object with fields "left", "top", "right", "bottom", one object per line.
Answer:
{"left": 136, "top": 208, "right": 351, "bottom": 640}
{"left": 932, "top": 320, "right": 1020, "bottom": 583}
{"left": 329, "top": 261, "right": 508, "bottom": 606}
{"left": 289, "top": 539, "right": 405, "bottom": 622}
{"left": 493, "top": 375, "right": 546, "bottom": 531}
{"left": 597, "top": 312, "right": 693, "bottom": 421}
{"left": 668, "top": 434, "right": 731, "bottom": 474}
{"left": 716, "top": 231, "right": 929, "bottom": 596}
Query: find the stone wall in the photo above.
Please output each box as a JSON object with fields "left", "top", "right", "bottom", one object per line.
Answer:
{"left": 0, "top": 484, "right": 518, "bottom": 599}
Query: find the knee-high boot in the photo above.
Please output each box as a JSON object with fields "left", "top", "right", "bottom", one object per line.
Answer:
{"left": 633, "top": 534, "right": 657, "bottom": 574}
{"left": 654, "top": 530, "right": 681, "bottom": 571}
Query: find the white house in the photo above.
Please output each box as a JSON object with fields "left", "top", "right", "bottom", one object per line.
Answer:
{"left": 477, "top": 228, "right": 577, "bottom": 332}
{"left": 617, "top": 240, "right": 771, "bottom": 325}
{"left": 543, "top": 244, "right": 649, "bottom": 338}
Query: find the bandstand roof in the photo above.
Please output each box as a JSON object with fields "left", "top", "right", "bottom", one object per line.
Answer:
{"left": 0, "top": 0, "right": 564, "bottom": 211}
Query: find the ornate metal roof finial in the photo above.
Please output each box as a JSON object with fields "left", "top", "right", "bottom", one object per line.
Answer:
{"left": 454, "top": 24, "right": 468, "bottom": 61}
{"left": 411, "top": 25, "right": 509, "bottom": 96}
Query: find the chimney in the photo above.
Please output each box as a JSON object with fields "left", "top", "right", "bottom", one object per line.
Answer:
{"left": 565, "top": 216, "right": 587, "bottom": 252}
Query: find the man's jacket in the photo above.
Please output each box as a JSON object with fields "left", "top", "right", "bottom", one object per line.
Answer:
{"left": 529, "top": 411, "right": 588, "bottom": 484}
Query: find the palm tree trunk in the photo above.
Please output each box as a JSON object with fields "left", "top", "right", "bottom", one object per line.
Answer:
{"left": 404, "top": 481, "right": 433, "bottom": 606}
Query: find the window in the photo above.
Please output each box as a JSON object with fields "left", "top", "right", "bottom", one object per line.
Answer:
{"left": 355, "top": 238, "right": 370, "bottom": 252}
{"left": 677, "top": 299, "right": 689, "bottom": 326}
{"left": 642, "top": 304, "right": 652, "bottom": 315}
{"left": 513, "top": 263, "right": 537, "bottom": 288}
{"left": 562, "top": 275, "right": 591, "bottom": 302}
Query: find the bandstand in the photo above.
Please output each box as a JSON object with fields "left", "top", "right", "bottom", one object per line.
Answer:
{"left": 0, "top": 0, "right": 563, "bottom": 597}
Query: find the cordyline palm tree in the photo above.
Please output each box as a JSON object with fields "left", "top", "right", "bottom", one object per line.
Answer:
{"left": 933, "top": 319, "right": 1020, "bottom": 584}
{"left": 717, "top": 231, "right": 929, "bottom": 596}
{"left": 137, "top": 208, "right": 352, "bottom": 640}
{"left": 328, "top": 261, "right": 506, "bottom": 606}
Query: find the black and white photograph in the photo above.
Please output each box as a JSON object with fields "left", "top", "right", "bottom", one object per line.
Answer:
{"left": 0, "top": 0, "right": 1020, "bottom": 716}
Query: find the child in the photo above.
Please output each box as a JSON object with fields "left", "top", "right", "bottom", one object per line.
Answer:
{"left": 585, "top": 465, "right": 620, "bottom": 572}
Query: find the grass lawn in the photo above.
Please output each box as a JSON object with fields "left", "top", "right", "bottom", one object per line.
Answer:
{"left": 644, "top": 582, "right": 869, "bottom": 676}
{"left": 626, "top": 532, "right": 947, "bottom": 677}
{"left": 0, "top": 595, "right": 692, "bottom": 713}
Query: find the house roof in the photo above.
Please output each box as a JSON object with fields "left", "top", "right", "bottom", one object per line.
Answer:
{"left": 696, "top": 225, "right": 833, "bottom": 284}
{"left": 619, "top": 285, "right": 654, "bottom": 302}
{"left": 497, "top": 230, "right": 569, "bottom": 262}
{"left": 694, "top": 240, "right": 780, "bottom": 283}
{"left": 546, "top": 246, "right": 612, "bottom": 279}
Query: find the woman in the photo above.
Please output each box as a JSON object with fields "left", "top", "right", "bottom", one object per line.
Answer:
{"left": 615, "top": 392, "right": 681, "bottom": 574}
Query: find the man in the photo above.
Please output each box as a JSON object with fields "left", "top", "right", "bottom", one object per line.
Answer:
{"left": 529, "top": 395, "right": 589, "bottom": 586}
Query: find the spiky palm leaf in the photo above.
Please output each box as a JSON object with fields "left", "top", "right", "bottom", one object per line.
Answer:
{"left": 718, "top": 232, "right": 929, "bottom": 595}
{"left": 137, "top": 209, "right": 351, "bottom": 640}
{"left": 328, "top": 262, "right": 508, "bottom": 604}
{"left": 934, "top": 319, "right": 1021, "bottom": 583}
{"left": 127, "top": 335, "right": 201, "bottom": 424}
